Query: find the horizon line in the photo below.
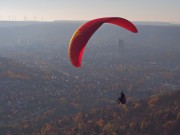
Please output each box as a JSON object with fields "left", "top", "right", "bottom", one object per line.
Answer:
{"left": 0, "top": 20, "right": 180, "bottom": 25}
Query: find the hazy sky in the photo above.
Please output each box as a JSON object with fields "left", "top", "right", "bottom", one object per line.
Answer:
{"left": 0, "top": 0, "right": 180, "bottom": 23}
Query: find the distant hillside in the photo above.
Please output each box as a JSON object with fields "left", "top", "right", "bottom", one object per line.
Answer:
{"left": 0, "top": 21, "right": 44, "bottom": 28}
{"left": 134, "top": 21, "right": 180, "bottom": 26}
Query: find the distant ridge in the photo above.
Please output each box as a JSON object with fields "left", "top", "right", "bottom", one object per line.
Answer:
{"left": 0, "top": 20, "right": 179, "bottom": 28}
{"left": 134, "top": 21, "right": 180, "bottom": 26}
{"left": 0, "top": 21, "right": 46, "bottom": 28}
{"left": 53, "top": 20, "right": 180, "bottom": 26}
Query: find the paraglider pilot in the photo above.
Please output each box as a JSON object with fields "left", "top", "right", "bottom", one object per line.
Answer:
{"left": 117, "top": 91, "right": 126, "bottom": 104}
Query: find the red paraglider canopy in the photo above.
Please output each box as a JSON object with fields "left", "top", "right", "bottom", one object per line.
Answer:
{"left": 68, "top": 17, "right": 138, "bottom": 67}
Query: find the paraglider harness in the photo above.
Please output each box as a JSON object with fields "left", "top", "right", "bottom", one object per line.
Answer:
{"left": 117, "top": 91, "right": 126, "bottom": 104}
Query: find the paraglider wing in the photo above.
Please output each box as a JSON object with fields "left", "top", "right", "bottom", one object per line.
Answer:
{"left": 68, "top": 17, "right": 138, "bottom": 67}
